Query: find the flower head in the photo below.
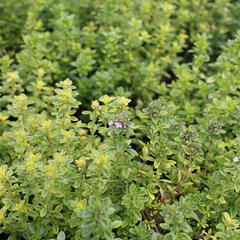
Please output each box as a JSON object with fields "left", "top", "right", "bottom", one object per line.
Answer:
{"left": 115, "top": 122, "right": 122, "bottom": 128}
{"left": 233, "top": 157, "right": 239, "bottom": 163}
{"left": 108, "top": 120, "right": 114, "bottom": 126}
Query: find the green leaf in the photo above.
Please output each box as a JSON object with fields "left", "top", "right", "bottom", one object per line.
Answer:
{"left": 121, "top": 168, "right": 129, "bottom": 179}
{"left": 181, "top": 223, "right": 192, "bottom": 233}
{"left": 57, "top": 231, "right": 66, "bottom": 240}
{"left": 111, "top": 220, "right": 123, "bottom": 229}
{"left": 127, "top": 149, "right": 138, "bottom": 157}
{"left": 40, "top": 207, "right": 47, "bottom": 217}
{"left": 179, "top": 233, "right": 192, "bottom": 240}
{"left": 160, "top": 223, "right": 170, "bottom": 230}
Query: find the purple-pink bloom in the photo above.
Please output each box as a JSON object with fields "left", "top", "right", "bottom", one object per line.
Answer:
{"left": 108, "top": 120, "right": 113, "bottom": 126}
{"left": 115, "top": 122, "right": 122, "bottom": 128}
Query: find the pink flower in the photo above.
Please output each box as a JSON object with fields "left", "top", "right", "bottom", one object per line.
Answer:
{"left": 108, "top": 120, "right": 113, "bottom": 126}
{"left": 233, "top": 157, "right": 239, "bottom": 163}
{"left": 115, "top": 122, "right": 122, "bottom": 128}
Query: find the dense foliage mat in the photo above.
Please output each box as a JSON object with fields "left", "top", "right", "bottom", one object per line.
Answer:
{"left": 1, "top": 0, "right": 240, "bottom": 239}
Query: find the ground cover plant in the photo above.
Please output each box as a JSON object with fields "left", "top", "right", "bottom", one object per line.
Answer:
{"left": 1, "top": 0, "right": 240, "bottom": 239}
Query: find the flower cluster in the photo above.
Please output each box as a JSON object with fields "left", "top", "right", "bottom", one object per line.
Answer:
{"left": 233, "top": 157, "right": 239, "bottom": 163}
{"left": 180, "top": 126, "right": 203, "bottom": 154}
{"left": 206, "top": 120, "right": 224, "bottom": 135}
{"left": 143, "top": 98, "right": 169, "bottom": 118}
{"left": 180, "top": 128, "right": 197, "bottom": 142}
{"left": 108, "top": 111, "right": 132, "bottom": 129}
